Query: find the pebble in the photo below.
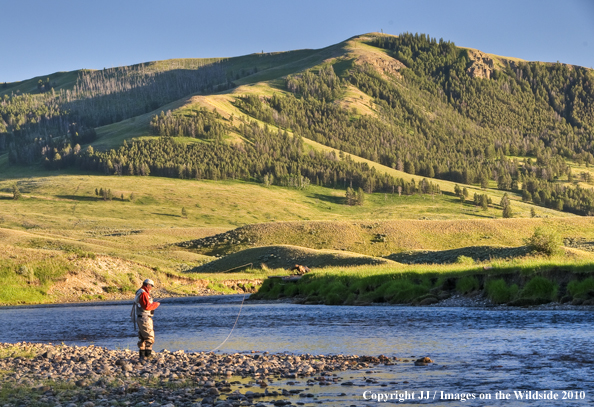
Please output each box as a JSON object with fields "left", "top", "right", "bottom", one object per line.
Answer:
{"left": 0, "top": 342, "right": 395, "bottom": 406}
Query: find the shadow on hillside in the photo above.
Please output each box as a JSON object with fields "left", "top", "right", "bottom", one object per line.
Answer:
{"left": 309, "top": 193, "right": 345, "bottom": 205}
{"left": 386, "top": 245, "right": 530, "bottom": 264}
{"left": 56, "top": 195, "right": 105, "bottom": 202}
{"left": 151, "top": 212, "right": 180, "bottom": 218}
{"left": 189, "top": 245, "right": 390, "bottom": 273}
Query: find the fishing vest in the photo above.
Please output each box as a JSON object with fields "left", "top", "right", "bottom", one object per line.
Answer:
{"left": 134, "top": 287, "right": 154, "bottom": 317}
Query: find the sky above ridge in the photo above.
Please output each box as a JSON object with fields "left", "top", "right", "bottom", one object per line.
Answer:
{"left": 2, "top": 0, "right": 594, "bottom": 83}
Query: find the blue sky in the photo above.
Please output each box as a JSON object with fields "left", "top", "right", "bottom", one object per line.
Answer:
{"left": 2, "top": 0, "right": 593, "bottom": 83}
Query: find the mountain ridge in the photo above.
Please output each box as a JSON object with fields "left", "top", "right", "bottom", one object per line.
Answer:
{"left": 2, "top": 32, "right": 594, "bottom": 218}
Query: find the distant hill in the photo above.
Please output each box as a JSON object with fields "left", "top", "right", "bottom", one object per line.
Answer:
{"left": 2, "top": 32, "right": 594, "bottom": 217}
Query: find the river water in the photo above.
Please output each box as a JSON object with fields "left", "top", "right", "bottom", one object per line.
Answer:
{"left": 1, "top": 295, "right": 593, "bottom": 406}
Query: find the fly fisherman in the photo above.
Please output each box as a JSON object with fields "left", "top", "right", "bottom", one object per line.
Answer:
{"left": 131, "top": 279, "right": 160, "bottom": 360}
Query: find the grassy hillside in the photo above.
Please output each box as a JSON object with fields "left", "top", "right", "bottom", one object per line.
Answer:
{"left": 0, "top": 70, "right": 80, "bottom": 96}
{"left": 2, "top": 32, "right": 594, "bottom": 307}
{"left": 178, "top": 217, "right": 594, "bottom": 258}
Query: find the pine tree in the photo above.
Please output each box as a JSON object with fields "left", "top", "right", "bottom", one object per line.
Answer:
{"left": 12, "top": 184, "right": 21, "bottom": 200}
{"left": 345, "top": 187, "right": 355, "bottom": 205}
{"left": 500, "top": 193, "right": 510, "bottom": 210}
{"left": 503, "top": 203, "right": 513, "bottom": 218}
{"left": 481, "top": 194, "right": 488, "bottom": 211}
{"left": 356, "top": 188, "right": 365, "bottom": 206}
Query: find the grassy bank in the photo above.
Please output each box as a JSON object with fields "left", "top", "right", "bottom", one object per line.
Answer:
{"left": 251, "top": 255, "right": 594, "bottom": 306}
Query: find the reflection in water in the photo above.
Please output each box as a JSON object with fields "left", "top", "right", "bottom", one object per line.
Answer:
{"left": 1, "top": 296, "right": 593, "bottom": 405}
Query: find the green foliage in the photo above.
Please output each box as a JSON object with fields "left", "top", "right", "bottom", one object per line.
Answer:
{"left": 455, "top": 255, "right": 475, "bottom": 265}
{"left": 206, "top": 282, "right": 236, "bottom": 294}
{"left": 525, "top": 226, "right": 562, "bottom": 255}
{"left": 520, "top": 276, "right": 557, "bottom": 301}
{"left": 502, "top": 203, "right": 513, "bottom": 218}
{"left": 382, "top": 279, "right": 429, "bottom": 303}
{"left": 286, "top": 65, "right": 343, "bottom": 100}
{"left": 356, "top": 187, "right": 365, "bottom": 205}
{"left": 324, "top": 292, "right": 345, "bottom": 305}
{"left": 485, "top": 279, "right": 519, "bottom": 304}
{"left": 456, "top": 276, "right": 479, "bottom": 294}
{"left": 150, "top": 108, "right": 226, "bottom": 140}
{"left": 0, "top": 259, "right": 70, "bottom": 304}
{"left": 87, "top": 124, "right": 439, "bottom": 194}
{"left": 282, "top": 283, "right": 299, "bottom": 297}
{"left": 345, "top": 187, "right": 356, "bottom": 205}
{"left": 0, "top": 345, "right": 38, "bottom": 359}
{"left": 567, "top": 277, "right": 594, "bottom": 299}
{"left": 11, "top": 184, "right": 21, "bottom": 200}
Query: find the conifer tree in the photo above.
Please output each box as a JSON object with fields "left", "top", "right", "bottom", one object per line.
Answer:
{"left": 356, "top": 188, "right": 365, "bottom": 206}
{"left": 12, "top": 184, "right": 21, "bottom": 200}
{"left": 503, "top": 204, "right": 513, "bottom": 218}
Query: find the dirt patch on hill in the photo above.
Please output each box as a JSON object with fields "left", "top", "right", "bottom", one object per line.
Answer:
{"left": 353, "top": 50, "right": 405, "bottom": 80}
{"left": 190, "top": 245, "right": 396, "bottom": 273}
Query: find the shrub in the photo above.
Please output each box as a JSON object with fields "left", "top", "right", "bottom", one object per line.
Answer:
{"left": 456, "top": 276, "right": 479, "bottom": 294}
{"left": 344, "top": 293, "right": 357, "bottom": 305}
{"left": 455, "top": 255, "right": 475, "bottom": 265}
{"left": 485, "top": 279, "right": 518, "bottom": 304}
{"left": 525, "top": 226, "right": 562, "bottom": 255}
{"left": 567, "top": 277, "right": 594, "bottom": 299}
{"left": 283, "top": 283, "right": 299, "bottom": 297}
{"left": 521, "top": 276, "right": 557, "bottom": 301}
{"left": 12, "top": 184, "right": 22, "bottom": 200}
{"left": 383, "top": 279, "right": 429, "bottom": 303}
{"left": 299, "top": 277, "right": 326, "bottom": 296}
{"left": 324, "top": 292, "right": 344, "bottom": 305}
{"left": 262, "top": 283, "right": 283, "bottom": 299}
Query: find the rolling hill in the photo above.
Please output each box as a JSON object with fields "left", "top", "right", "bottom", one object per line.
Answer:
{"left": 2, "top": 32, "right": 594, "bottom": 305}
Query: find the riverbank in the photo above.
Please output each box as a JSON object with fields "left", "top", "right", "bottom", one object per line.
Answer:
{"left": 251, "top": 256, "right": 594, "bottom": 307}
{"left": 0, "top": 247, "right": 270, "bottom": 306}
{"left": 0, "top": 342, "right": 407, "bottom": 407}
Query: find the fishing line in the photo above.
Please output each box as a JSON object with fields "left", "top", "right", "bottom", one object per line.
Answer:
{"left": 208, "top": 292, "right": 247, "bottom": 352}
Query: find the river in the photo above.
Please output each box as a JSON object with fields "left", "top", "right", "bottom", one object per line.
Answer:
{"left": 1, "top": 295, "right": 592, "bottom": 405}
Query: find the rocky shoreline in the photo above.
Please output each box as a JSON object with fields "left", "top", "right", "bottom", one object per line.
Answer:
{"left": 261, "top": 293, "right": 594, "bottom": 310}
{"left": 0, "top": 342, "right": 407, "bottom": 407}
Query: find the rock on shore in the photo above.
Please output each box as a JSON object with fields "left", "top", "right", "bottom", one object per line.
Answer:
{"left": 0, "top": 342, "right": 402, "bottom": 407}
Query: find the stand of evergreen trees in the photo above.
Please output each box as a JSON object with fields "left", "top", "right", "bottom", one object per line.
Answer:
{"left": 77, "top": 119, "right": 441, "bottom": 199}
{"left": 150, "top": 108, "right": 226, "bottom": 140}
{"left": 3, "top": 31, "right": 594, "bottom": 214}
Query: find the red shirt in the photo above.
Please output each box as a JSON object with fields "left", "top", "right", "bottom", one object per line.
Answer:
{"left": 138, "top": 287, "right": 160, "bottom": 311}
